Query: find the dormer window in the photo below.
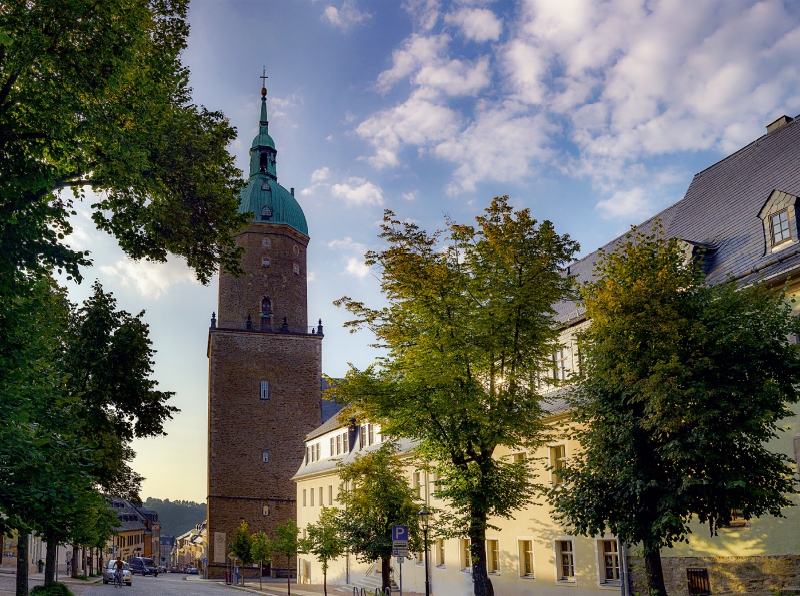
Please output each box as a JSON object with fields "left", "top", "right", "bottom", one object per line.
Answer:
{"left": 771, "top": 209, "right": 791, "bottom": 245}
{"left": 261, "top": 205, "right": 272, "bottom": 220}
{"left": 758, "top": 190, "right": 799, "bottom": 253}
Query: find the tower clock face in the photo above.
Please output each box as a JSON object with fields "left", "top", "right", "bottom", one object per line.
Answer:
{"left": 262, "top": 238, "right": 271, "bottom": 248}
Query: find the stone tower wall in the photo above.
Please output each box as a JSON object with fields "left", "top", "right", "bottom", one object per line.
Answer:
{"left": 217, "top": 222, "right": 309, "bottom": 329}
{"left": 206, "top": 330, "right": 322, "bottom": 578}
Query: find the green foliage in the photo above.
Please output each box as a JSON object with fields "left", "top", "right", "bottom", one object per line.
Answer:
{"left": 336, "top": 444, "right": 421, "bottom": 565}
{"left": 64, "top": 281, "right": 177, "bottom": 499}
{"left": 299, "top": 508, "right": 343, "bottom": 596}
{"left": 30, "top": 582, "right": 73, "bottom": 596}
{"left": 332, "top": 197, "right": 579, "bottom": 596}
{"left": 0, "top": 0, "right": 247, "bottom": 295}
{"left": 229, "top": 521, "right": 253, "bottom": 566}
{"left": 250, "top": 531, "right": 273, "bottom": 590}
{"left": 143, "top": 498, "right": 206, "bottom": 536}
{"left": 272, "top": 519, "right": 300, "bottom": 595}
{"left": 550, "top": 224, "right": 800, "bottom": 596}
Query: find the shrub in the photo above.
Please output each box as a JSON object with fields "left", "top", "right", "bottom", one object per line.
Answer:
{"left": 30, "top": 582, "right": 73, "bottom": 596}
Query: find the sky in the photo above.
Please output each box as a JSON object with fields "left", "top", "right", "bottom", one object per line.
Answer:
{"left": 61, "top": 0, "right": 800, "bottom": 503}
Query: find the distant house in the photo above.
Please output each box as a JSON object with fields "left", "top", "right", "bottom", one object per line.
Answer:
{"left": 108, "top": 498, "right": 161, "bottom": 564}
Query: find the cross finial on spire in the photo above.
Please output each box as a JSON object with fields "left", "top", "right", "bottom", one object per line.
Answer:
{"left": 260, "top": 67, "right": 268, "bottom": 98}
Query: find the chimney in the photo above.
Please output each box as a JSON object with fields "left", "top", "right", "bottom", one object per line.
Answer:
{"left": 766, "top": 115, "right": 794, "bottom": 133}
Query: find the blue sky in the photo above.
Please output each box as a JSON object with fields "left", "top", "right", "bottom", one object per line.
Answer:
{"left": 62, "top": 0, "right": 800, "bottom": 501}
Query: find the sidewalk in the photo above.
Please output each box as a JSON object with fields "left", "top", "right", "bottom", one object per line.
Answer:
{"left": 224, "top": 581, "right": 423, "bottom": 596}
{"left": 0, "top": 569, "right": 102, "bottom": 586}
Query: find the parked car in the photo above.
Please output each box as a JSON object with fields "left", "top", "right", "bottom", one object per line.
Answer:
{"left": 188, "top": 568, "right": 199, "bottom": 575}
{"left": 169, "top": 566, "right": 181, "bottom": 573}
{"left": 129, "top": 556, "right": 158, "bottom": 576}
{"left": 102, "top": 560, "right": 132, "bottom": 586}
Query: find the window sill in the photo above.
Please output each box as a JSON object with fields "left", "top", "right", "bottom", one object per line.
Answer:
{"left": 556, "top": 579, "right": 576, "bottom": 586}
{"left": 435, "top": 565, "right": 446, "bottom": 570}
{"left": 598, "top": 582, "right": 621, "bottom": 589}
{"left": 460, "top": 569, "right": 472, "bottom": 574}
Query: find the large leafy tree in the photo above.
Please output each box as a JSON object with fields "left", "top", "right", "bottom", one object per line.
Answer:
{"left": 333, "top": 197, "right": 579, "bottom": 596}
{"left": 229, "top": 521, "right": 253, "bottom": 586}
{"left": 336, "top": 443, "right": 421, "bottom": 592}
{"left": 300, "top": 507, "right": 343, "bottom": 596}
{"left": 250, "top": 531, "right": 274, "bottom": 591}
{"left": 64, "top": 281, "right": 177, "bottom": 499}
{"left": 550, "top": 226, "right": 800, "bottom": 595}
{"left": 0, "top": 0, "right": 247, "bottom": 296}
{"left": 271, "top": 520, "right": 300, "bottom": 596}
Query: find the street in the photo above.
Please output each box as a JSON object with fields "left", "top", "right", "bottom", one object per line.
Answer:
{"left": 0, "top": 574, "right": 231, "bottom": 596}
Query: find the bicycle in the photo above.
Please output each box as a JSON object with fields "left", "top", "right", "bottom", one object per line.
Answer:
{"left": 114, "top": 567, "right": 124, "bottom": 588}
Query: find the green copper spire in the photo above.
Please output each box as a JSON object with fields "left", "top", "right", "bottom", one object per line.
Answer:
{"left": 237, "top": 76, "right": 308, "bottom": 237}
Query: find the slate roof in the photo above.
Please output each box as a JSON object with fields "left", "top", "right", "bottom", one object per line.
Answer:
{"left": 554, "top": 117, "right": 800, "bottom": 322}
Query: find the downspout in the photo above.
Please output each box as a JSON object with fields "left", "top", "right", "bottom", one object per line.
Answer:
{"left": 620, "top": 542, "right": 630, "bottom": 596}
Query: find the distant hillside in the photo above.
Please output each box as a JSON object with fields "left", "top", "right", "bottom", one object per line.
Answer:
{"left": 144, "top": 497, "right": 206, "bottom": 537}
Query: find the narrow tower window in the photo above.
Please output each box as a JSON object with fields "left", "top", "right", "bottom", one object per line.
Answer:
{"left": 260, "top": 381, "right": 269, "bottom": 400}
{"left": 260, "top": 152, "right": 268, "bottom": 172}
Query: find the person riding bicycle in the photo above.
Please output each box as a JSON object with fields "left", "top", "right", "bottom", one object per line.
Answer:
{"left": 114, "top": 556, "right": 124, "bottom": 586}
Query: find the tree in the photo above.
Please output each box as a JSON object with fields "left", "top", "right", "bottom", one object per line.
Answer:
{"left": 549, "top": 225, "right": 800, "bottom": 596}
{"left": 64, "top": 281, "right": 177, "bottom": 499}
{"left": 299, "top": 507, "right": 344, "bottom": 596}
{"left": 0, "top": 0, "right": 247, "bottom": 299}
{"left": 272, "top": 520, "right": 300, "bottom": 596}
{"left": 250, "top": 531, "right": 273, "bottom": 591}
{"left": 332, "top": 197, "right": 579, "bottom": 596}
{"left": 228, "top": 521, "right": 253, "bottom": 586}
{"left": 335, "top": 443, "right": 421, "bottom": 592}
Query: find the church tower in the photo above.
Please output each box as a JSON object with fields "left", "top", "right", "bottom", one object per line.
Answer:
{"left": 206, "top": 82, "right": 323, "bottom": 579}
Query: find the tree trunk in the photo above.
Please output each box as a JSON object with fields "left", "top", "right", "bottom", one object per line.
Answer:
{"left": 380, "top": 556, "right": 391, "bottom": 591}
{"left": 469, "top": 515, "right": 494, "bottom": 596}
{"left": 323, "top": 565, "right": 327, "bottom": 596}
{"left": 643, "top": 541, "right": 667, "bottom": 596}
{"left": 16, "top": 532, "right": 28, "bottom": 596}
{"left": 44, "top": 533, "right": 56, "bottom": 587}
{"left": 259, "top": 561, "right": 262, "bottom": 590}
{"left": 287, "top": 554, "right": 291, "bottom": 596}
{"left": 71, "top": 546, "right": 79, "bottom": 578}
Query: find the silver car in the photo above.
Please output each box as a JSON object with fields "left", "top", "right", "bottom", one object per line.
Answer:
{"left": 102, "top": 560, "right": 132, "bottom": 586}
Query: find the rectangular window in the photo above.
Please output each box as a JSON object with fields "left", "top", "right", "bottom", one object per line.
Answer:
{"left": 519, "top": 540, "right": 534, "bottom": 577}
{"left": 368, "top": 424, "right": 374, "bottom": 445}
{"left": 343, "top": 432, "right": 349, "bottom": 452}
{"left": 513, "top": 452, "right": 526, "bottom": 463}
{"left": 359, "top": 425, "right": 365, "bottom": 449}
{"left": 430, "top": 472, "right": 439, "bottom": 499}
{"left": 771, "top": 209, "right": 792, "bottom": 245}
{"left": 262, "top": 451, "right": 270, "bottom": 463}
{"left": 460, "top": 539, "right": 472, "bottom": 571}
{"left": 330, "top": 437, "right": 334, "bottom": 456}
{"left": 436, "top": 539, "right": 445, "bottom": 567}
{"left": 336, "top": 434, "right": 342, "bottom": 455}
{"left": 557, "top": 540, "right": 574, "bottom": 581}
{"left": 319, "top": 487, "right": 323, "bottom": 506}
{"left": 302, "top": 489, "right": 307, "bottom": 507}
{"left": 599, "top": 540, "right": 620, "bottom": 584}
{"left": 487, "top": 539, "right": 500, "bottom": 574}
{"left": 413, "top": 472, "right": 422, "bottom": 498}
{"left": 687, "top": 568, "right": 711, "bottom": 596}
{"left": 310, "top": 488, "right": 314, "bottom": 506}
{"left": 550, "top": 445, "right": 567, "bottom": 485}
{"left": 552, "top": 348, "right": 568, "bottom": 380}
{"left": 315, "top": 443, "right": 320, "bottom": 461}
{"left": 306, "top": 446, "right": 311, "bottom": 463}
{"left": 328, "top": 485, "right": 333, "bottom": 505}
{"left": 260, "top": 380, "right": 269, "bottom": 400}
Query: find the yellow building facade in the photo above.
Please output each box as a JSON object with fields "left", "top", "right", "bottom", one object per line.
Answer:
{"left": 295, "top": 116, "right": 800, "bottom": 595}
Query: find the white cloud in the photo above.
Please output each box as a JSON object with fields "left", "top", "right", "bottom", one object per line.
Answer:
{"left": 99, "top": 258, "right": 197, "bottom": 299}
{"left": 444, "top": 7, "right": 502, "bottom": 42}
{"left": 328, "top": 237, "right": 368, "bottom": 252}
{"left": 595, "top": 187, "right": 653, "bottom": 221}
{"left": 330, "top": 177, "right": 385, "bottom": 206}
{"left": 345, "top": 257, "right": 370, "bottom": 278}
{"left": 402, "top": 190, "right": 419, "bottom": 201}
{"left": 355, "top": 0, "right": 800, "bottom": 214}
{"left": 323, "top": 0, "right": 372, "bottom": 30}
{"left": 311, "top": 167, "right": 330, "bottom": 183}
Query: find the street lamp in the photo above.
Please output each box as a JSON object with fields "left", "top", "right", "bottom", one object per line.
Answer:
{"left": 417, "top": 509, "right": 431, "bottom": 596}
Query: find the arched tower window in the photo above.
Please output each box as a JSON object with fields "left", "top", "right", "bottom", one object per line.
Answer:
{"left": 260, "top": 152, "right": 268, "bottom": 172}
{"left": 260, "top": 297, "right": 272, "bottom": 331}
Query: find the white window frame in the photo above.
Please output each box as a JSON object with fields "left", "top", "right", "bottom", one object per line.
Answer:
{"left": 260, "top": 380, "right": 269, "bottom": 400}
{"left": 595, "top": 538, "right": 621, "bottom": 588}
{"left": 549, "top": 443, "right": 567, "bottom": 486}
{"left": 460, "top": 538, "right": 472, "bottom": 573}
{"left": 553, "top": 537, "right": 576, "bottom": 584}
{"left": 486, "top": 538, "right": 501, "bottom": 575}
{"left": 517, "top": 536, "right": 535, "bottom": 579}
{"left": 435, "top": 538, "right": 446, "bottom": 569}
{"left": 261, "top": 451, "right": 270, "bottom": 463}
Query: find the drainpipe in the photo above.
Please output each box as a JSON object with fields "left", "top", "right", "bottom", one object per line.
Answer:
{"left": 620, "top": 542, "right": 630, "bottom": 596}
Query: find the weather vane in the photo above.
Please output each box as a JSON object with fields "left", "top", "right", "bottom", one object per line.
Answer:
{"left": 260, "top": 67, "right": 268, "bottom": 96}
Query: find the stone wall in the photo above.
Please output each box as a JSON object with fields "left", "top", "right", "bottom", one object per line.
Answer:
{"left": 206, "top": 331, "right": 322, "bottom": 579}
{"left": 217, "top": 222, "right": 309, "bottom": 329}
{"left": 628, "top": 555, "right": 800, "bottom": 595}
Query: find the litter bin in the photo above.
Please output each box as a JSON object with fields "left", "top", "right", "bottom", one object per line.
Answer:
{"left": 225, "top": 570, "right": 231, "bottom": 585}
{"left": 37, "top": 561, "right": 44, "bottom": 573}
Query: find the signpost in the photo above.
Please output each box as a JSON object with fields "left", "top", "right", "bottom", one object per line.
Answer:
{"left": 392, "top": 526, "right": 409, "bottom": 596}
